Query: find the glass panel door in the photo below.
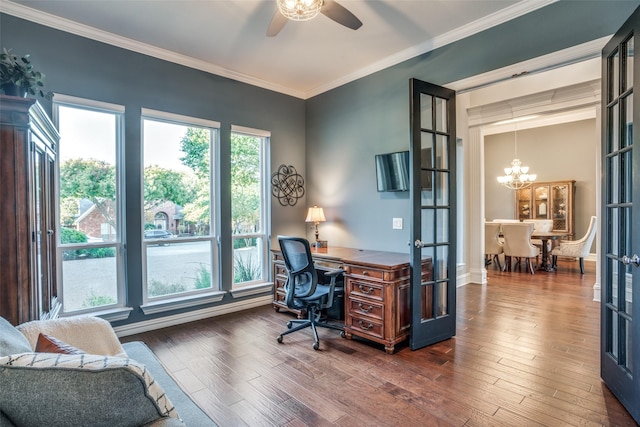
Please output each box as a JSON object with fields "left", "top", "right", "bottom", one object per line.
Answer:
{"left": 601, "top": 9, "right": 640, "bottom": 424}
{"left": 409, "top": 78, "right": 456, "bottom": 350}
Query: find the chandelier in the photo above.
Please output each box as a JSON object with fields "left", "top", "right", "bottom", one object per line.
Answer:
{"left": 497, "top": 126, "right": 536, "bottom": 190}
{"left": 277, "top": 0, "right": 323, "bottom": 21}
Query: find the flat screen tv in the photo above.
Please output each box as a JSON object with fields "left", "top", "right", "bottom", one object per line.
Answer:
{"left": 375, "top": 151, "right": 410, "bottom": 192}
{"left": 375, "top": 149, "right": 433, "bottom": 192}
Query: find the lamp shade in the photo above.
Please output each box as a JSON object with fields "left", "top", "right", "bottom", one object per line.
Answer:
{"left": 305, "top": 206, "right": 326, "bottom": 223}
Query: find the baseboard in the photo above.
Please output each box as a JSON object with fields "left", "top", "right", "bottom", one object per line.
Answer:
{"left": 113, "top": 295, "right": 273, "bottom": 337}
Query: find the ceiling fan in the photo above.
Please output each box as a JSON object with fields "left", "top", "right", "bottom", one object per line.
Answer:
{"left": 267, "top": 0, "right": 363, "bottom": 37}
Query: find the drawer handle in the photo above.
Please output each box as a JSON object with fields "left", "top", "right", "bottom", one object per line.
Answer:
{"left": 358, "top": 303, "right": 373, "bottom": 313}
{"left": 358, "top": 320, "right": 374, "bottom": 331}
{"left": 358, "top": 284, "right": 373, "bottom": 294}
{"left": 362, "top": 270, "right": 369, "bottom": 276}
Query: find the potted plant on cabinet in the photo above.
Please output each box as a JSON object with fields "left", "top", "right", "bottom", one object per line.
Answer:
{"left": 0, "top": 48, "right": 53, "bottom": 100}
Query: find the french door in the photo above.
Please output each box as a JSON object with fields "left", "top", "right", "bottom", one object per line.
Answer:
{"left": 409, "top": 78, "right": 457, "bottom": 350}
{"left": 601, "top": 6, "right": 640, "bottom": 424}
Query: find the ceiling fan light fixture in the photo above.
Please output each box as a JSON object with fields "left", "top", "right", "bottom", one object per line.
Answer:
{"left": 277, "top": 0, "right": 323, "bottom": 21}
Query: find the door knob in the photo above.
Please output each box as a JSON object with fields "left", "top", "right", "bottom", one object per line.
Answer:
{"left": 414, "top": 239, "right": 426, "bottom": 248}
{"left": 621, "top": 254, "right": 640, "bottom": 267}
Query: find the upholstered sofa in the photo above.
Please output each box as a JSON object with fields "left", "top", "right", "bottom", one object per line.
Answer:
{"left": 0, "top": 316, "right": 216, "bottom": 426}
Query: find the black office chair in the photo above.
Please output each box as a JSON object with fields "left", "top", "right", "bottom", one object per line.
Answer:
{"left": 276, "top": 236, "right": 344, "bottom": 350}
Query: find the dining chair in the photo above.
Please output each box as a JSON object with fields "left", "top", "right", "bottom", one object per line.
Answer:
{"left": 502, "top": 222, "right": 539, "bottom": 274}
{"left": 551, "top": 216, "right": 597, "bottom": 274}
{"left": 484, "top": 222, "right": 503, "bottom": 270}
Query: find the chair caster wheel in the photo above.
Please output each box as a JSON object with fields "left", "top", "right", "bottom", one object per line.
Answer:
{"left": 277, "top": 335, "right": 283, "bottom": 343}
{"left": 340, "top": 331, "right": 346, "bottom": 338}
{"left": 313, "top": 342, "right": 319, "bottom": 350}
{"left": 286, "top": 321, "right": 292, "bottom": 329}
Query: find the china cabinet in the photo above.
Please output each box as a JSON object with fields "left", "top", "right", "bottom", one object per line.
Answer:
{"left": 515, "top": 180, "right": 576, "bottom": 238}
{"left": 0, "top": 95, "right": 60, "bottom": 325}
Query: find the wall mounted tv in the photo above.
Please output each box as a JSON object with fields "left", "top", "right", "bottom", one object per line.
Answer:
{"left": 375, "top": 149, "right": 433, "bottom": 192}
{"left": 375, "top": 151, "right": 410, "bottom": 192}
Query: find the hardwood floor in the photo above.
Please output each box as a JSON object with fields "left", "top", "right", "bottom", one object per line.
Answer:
{"left": 122, "top": 259, "right": 637, "bottom": 426}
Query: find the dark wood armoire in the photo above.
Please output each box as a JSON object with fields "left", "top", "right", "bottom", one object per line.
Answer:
{"left": 0, "top": 95, "right": 60, "bottom": 325}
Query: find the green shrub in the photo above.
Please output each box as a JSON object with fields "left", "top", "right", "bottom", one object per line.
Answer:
{"left": 61, "top": 227, "right": 87, "bottom": 244}
{"left": 60, "top": 227, "right": 116, "bottom": 260}
{"left": 81, "top": 293, "right": 116, "bottom": 308}
{"left": 234, "top": 253, "right": 260, "bottom": 283}
{"left": 194, "top": 264, "right": 211, "bottom": 289}
{"left": 148, "top": 279, "right": 186, "bottom": 297}
{"left": 233, "top": 237, "right": 257, "bottom": 249}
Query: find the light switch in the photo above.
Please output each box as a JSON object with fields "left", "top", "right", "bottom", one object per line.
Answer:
{"left": 392, "top": 218, "right": 403, "bottom": 229}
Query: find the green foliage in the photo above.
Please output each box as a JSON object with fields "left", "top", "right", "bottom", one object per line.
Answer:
{"left": 178, "top": 128, "right": 211, "bottom": 228}
{"left": 0, "top": 48, "right": 53, "bottom": 99}
{"left": 60, "top": 227, "right": 115, "bottom": 260}
{"left": 148, "top": 279, "right": 187, "bottom": 297}
{"left": 61, "top": 227, "right": 88, "bottom": 244}
{"left": 194, "top": 264, "right": 211, "bottom": 289}
{"left": 60, "top": 158, "right": 117, "bottom": 229}
{"left": 179, "top": 128, "right": 210, "bottom": 179}
{"left": 81, "top": 293, "right": 116, "bottom": 308}
{"left": 231, "top": 134, "right": 261, "bottom": 235}
{"left": 233, "top": 237, "right": 257, "bottom": 249}
{"left": 144, "top": 165, "right": 194, "bottom": 209}
{"left": 234, "top": 253, "right": 261, "bottom": 284}
{"left": 144, "top": 223, "right": 157, "bottom": 230}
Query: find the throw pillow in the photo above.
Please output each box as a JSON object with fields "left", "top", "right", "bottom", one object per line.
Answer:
{"left": 0, "top": 352, "right": 180, "bottom": 427}
{"left": 34, "top": 333, "right": 86, "bottom": 355}
{"left": 0, "top": 317, "right": 32, "bottom": 357}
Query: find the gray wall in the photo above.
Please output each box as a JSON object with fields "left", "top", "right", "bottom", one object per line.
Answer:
{"left": 306, "top": 1, "right": 635, "bottom": 254}
{"left": 484, "top": 120, "right": 598, "bottom": 251}
{"left": 0, "top": 13, "right": 307, "bottom": 326}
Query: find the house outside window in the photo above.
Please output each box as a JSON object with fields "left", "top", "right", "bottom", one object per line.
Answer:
{"left": 141, "top": 110, "right": 220, "bottom": 303}
{"left": 54, "top": 95, "right": 125, "bottom": 314}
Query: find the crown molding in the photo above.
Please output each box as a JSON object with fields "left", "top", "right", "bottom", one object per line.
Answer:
{"left": 303, "top": 0, "right": 558, "bottom": 98}
{"left": 2, "top": 0, "right": 559, "bottom": 100}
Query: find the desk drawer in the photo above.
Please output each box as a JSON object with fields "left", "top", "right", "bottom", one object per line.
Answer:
{"left": 346, "top": 314, "right": 384, "bottom": 339}
{"left": 274, "top": 263, "right": 288, "bottom": 277}
{"left": 347, "top": 266, "right": 386, "bottom": 280}
{"left": 347, "top": 297, "right": 383, "bottom": 321}
{"left": 347, "top": 278, "right": 384, "bottom": 302}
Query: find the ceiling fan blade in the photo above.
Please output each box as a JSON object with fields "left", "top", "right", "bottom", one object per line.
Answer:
{"left": 267, "top": 11, "right": 288, "bottom": 37}
{"left": 320, "top": 0, "right": 363, "bottom": 30}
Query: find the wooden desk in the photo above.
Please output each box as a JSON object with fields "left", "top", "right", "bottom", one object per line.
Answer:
{"left": 271, "top": 246, "right": 432, "bottom": 354}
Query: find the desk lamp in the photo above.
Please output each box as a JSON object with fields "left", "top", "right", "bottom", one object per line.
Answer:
{"left": 305, "top": 205, "right": 326, "bottom": 245}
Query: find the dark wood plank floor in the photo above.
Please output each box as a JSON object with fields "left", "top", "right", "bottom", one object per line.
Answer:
{"left": 122, "top": 259, "right": 638, "bottom": 426}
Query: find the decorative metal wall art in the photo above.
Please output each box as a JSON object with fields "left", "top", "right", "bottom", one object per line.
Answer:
{"left": 271, "top": 164, "right": 305, "bottom": 206}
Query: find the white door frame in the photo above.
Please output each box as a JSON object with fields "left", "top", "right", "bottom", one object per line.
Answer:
{"left": 450, "top": 37, "right": 607, "bottom": 300}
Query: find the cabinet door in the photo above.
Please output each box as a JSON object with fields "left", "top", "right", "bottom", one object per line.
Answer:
{"left": 516, "top": 188, "right": 532, "bottom": 220}
{"left": 30, "top": 140, "right": 57, "bottom": 320}
{"left": 533, "top": 185, "right": 550, "bottom": 219}
{"left": 551, "top": 183, "right": 570, "bottom": 233}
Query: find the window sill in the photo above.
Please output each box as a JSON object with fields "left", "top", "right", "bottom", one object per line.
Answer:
{"left": 140, "top": 291, "right": 226, "bottom": 315}
{"left": 230, "top": 282, "right": 273, "bottom": 299}
{"left": 68, "top": 306, "right": 134, "bottom": 322}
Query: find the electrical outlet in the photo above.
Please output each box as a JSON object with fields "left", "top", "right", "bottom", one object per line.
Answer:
{"left": 392, "top": 218, "right": 403, "bottom": 230}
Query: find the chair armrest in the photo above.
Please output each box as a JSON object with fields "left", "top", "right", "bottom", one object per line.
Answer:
{"left": 16, "top": 316, "right": 127, "bottom": 357}
{"left": 322, "top": 267, "right": 345, "bottom": 278}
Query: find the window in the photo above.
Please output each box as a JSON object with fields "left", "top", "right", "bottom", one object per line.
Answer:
{"left": 141, "top": 110, "right": 220, "bottom": 303}
{"left": 231, "top": 126, "right": 270, "bottom": 288}
{"left": 54, "top": 95, "right": 125, "bottom": 314}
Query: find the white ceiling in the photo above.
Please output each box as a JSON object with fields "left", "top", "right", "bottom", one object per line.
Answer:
{"left": 2, "top": 0, "right": 555, "bottom": 99}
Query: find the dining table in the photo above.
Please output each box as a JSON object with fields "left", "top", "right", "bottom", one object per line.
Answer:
{"left": 531, "top": 230, "right": 569, "bottom": 272}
